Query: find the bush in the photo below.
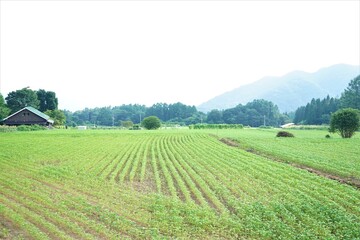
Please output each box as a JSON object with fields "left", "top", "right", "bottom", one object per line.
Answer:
{"left": 325, "top": 134, "right": 331, "bottom": 138}
{"left": 259, "top": 125, "right": 272, "bottom": 129}
{"left": 129, "top": 124, "right": 141, "bottom": 130}
{"left": 329, "top": 108, "right": 360, "bottom": 138}
{"left": 17, "top": 124, "right": 46, "bottom": 131}
{"left": 141, "top": 116, "right": 161, "bottom": 130}
{"left": 276, "top": 131, "right": 294, "bottom": 137}
{"left": 16, "top": 125, "right": 31, "bottom": 131}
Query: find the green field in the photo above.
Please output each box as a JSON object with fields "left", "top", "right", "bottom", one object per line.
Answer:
{"left": 215, "top": 128, "right": 360, "bottom": 183}
{"left": 1, "top": 129, "right": 360, "bottom": 239}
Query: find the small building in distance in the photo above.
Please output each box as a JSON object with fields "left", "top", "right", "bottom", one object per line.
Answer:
{"left": 280, "top": 123, "right": 295, "bottom": 128}
{"left": 2, "top": 107, "right": 54, "bottom": 126}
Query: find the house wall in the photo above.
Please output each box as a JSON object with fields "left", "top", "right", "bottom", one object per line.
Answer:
{"left": 4, "top": 109, "right": 48, "bottom": 126}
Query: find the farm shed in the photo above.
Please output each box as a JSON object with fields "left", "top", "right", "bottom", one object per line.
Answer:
{"left": 1, "top": 107, "right": 54, "bottom": 126}
{"left": 281, "top": 123, "right": 295, "bottom": 128}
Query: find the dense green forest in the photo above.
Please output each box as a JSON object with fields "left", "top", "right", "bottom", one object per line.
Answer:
{"left": 293, "top": 75, "right": 360, "bottom": 125}
{"left": 207, "top": 99, "right": 288, "bottom": 127}
{"left": 63, "top": 99, "right": 289, "bottom": 127}
{"left": 63, "top": 102, "right": 203, "bottom": 127}
{"left": 293, "top": 96, "right": 340, "bottom": 125}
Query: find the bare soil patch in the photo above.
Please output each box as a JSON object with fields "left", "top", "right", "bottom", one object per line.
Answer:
{"left": 131, "top": 179, "right": 157, "bottom": 194}
{"left": 219, "top": 138, "right": 239, "bottom": 147}
{"left": 293, "top": 164, "right": 360, "bottom": 189}
{"left": 0, "top": 217, "right": 28, "bottom": 240}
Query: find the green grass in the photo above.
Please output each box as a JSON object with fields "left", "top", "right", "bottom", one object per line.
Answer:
{"left": 213, "top": 128, "right": 360, "bottom": 181}
{"left": 0, "top": 129, "right": 360, "bottom": 239}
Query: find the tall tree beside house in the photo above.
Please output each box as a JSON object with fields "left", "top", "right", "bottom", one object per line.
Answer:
{"left": 340, "top": 75, "right": 360, "bottom": 110}
{"left": 37, "top": 89, "right": 58, "bottom": 112}
{"left": 45, "top": 109, "right": 66, "bottom": 126}
{"left": 46, "top": 91, "right": 58, "bottom": 111}
{"left": 37, "top": 89, "right": 47, "bottom": 112}
{"left": 0, "top": 93, "right": 10, "bottom": 120}
{"left": 5, "top": 88, "right": 40, "bottom": 114}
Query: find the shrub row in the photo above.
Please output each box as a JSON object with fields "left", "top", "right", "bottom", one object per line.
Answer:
{"left": 286, "top": 125, "right": 329, "bottom": 130}
{"left": 0, "top": 125, "right": 17, "bottom": 133}
{"left": 189, "top": 124, "right": 244, "bottom": 130}
{"left": 16, "top": 125, "right": 47, "bottom": 131}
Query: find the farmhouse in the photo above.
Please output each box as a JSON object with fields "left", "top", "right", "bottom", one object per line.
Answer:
{"left": 2, "top": 107, "right": 54, "bottom": 126}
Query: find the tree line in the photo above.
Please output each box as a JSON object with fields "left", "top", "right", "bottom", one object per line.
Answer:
{"left": 206, "top": 99, "right": 288, "bottom": 127}
{"left": 294, "top": 75, "right": 360, "bottom": 125}
{"left": 0, "top": 89, "right": 292, "bottom": 128}
{"left": 293, "top": 96, "right": 340, "bottom": 125}
{"left": 64, "top": 102, "right": 203, "bottom": 127}
{"left": 1, "top": 74, "right": 358, "bottom": 128}
{"left": 64, "top": 99, "right": 289, "bottom": 127}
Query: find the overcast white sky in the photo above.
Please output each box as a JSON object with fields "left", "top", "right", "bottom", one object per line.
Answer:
{"left": 1, "top": 1, "right": 359, "bottom": 111}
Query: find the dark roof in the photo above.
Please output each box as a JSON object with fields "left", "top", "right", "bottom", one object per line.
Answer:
{"left": 2, "top": 107, "right": 54, "bottom": 124}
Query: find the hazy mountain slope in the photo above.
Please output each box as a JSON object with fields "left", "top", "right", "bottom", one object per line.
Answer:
{"left": 198, "top": 64, "right": 360, "bottom": 112}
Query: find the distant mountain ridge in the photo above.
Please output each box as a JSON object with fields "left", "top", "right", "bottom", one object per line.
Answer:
{"left": 197, "top": 64, "right": 360, "bottom": 113}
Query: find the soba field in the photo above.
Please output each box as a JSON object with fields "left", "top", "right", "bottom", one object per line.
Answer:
{"left": 1, "top": 129, "right": 360, "bottom": 239}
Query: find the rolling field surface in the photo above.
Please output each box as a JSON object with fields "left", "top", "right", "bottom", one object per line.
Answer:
{"left": 0, "top": 130, "right": 360, "bottom": 239}
{"left": 214, "top": 128, "right": 360, "bottom": 184}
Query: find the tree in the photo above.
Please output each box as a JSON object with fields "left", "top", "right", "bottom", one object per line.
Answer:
{"left": 45, "top": 109, "right": 66, "bottom": 126}
{"left": 37, "top": 89, "right": 47, "bottom": 112}
{"left": 45, "top": 91, "right": 58, "bottom": 111}
{"left": 96, "top": 107, "right": 113, "bottom": 126}
{"left": 146, "top": 102, "right": 197, "bottom": 123}
{"left": 0, "top": 93, "right": 10, "bottom": 120}
{"left": 341, "top": 75, "right": 360, "bottom": 110}
{"left": 329, "top": 108, "right": 360, "bottom": 138}
{"left": 207, "top": 109, "right": 223, "bottom": 124}
{"left": 146, "top": 103, "right": 169, "bottom": 121}
{"left": 293, "top": 96, "right": 340, "bottom": 125}
{"left": 141, "top": 116, "right": 161, "bottom": 130}
{"left": 121, "top": 120, "right": 134, "bottom": 129}
{"left": 5, "top": 88, "right": 40, "bottom": 114}
{"left": 221, "top": 99, "right": 283, "bottom": 127}
{"left": 37, "top": 89, "right": 58, "bottom": 112}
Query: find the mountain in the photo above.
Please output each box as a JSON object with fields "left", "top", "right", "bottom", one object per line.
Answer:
{"left": 197, "top": 64, "right": 360, "bottom": 113}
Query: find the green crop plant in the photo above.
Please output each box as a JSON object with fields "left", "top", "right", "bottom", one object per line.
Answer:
{"left": 0, "top": 130, "right": 359, "bottom": 239}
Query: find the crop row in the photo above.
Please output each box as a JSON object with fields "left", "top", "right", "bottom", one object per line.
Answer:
{"left": 1, "top": 131, "right": 360, "bottom": 239}
{"left": 62, "top": 132, "right": 360, "bottom": 220}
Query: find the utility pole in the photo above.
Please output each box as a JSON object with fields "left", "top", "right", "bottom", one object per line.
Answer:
{"left": 263, "top": 115, "right": 266, "bottom": 126}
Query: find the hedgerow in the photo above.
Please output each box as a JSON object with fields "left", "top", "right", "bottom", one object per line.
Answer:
{"left": 189, "top": 124, "right": 243, "bottom": 129}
